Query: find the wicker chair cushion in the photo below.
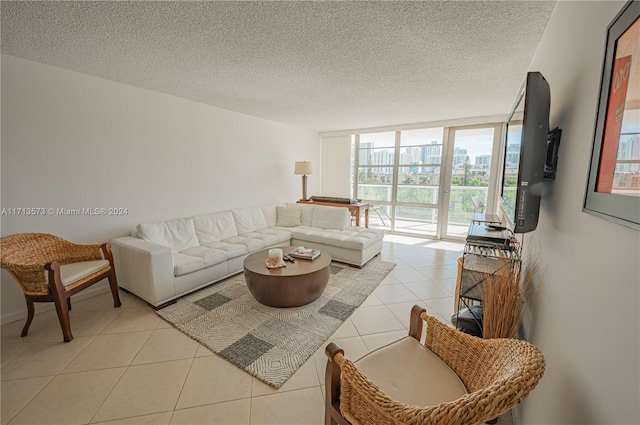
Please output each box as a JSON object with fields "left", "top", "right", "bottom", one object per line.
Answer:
{"left": 354, "top": 336, "right": 467, "bottom": 407}
{"left": 60, "top": 260, "right": 110, "bottom": 286}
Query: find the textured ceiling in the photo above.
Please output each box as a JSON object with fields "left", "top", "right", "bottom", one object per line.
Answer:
{"left": 1, "top": 1, "right": 556, "bottom": 132}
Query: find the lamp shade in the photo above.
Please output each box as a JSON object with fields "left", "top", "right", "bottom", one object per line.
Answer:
{"left": 294, "top": 161, "right": 313, "bottom": 175}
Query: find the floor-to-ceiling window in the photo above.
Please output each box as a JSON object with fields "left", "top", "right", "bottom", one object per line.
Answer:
{"left": 442, "top": 124, "right": 503, "bottom": 238}
{"left": 352, "top": 123, "right": 503, "bottom": 239}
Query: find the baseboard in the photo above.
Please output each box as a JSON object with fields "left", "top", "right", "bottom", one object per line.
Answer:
{"left": 0, "top": 285, "right": 111, "bottom": 325}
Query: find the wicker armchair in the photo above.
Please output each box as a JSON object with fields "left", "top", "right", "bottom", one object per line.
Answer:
{"left": 325, "top": 305, "right": 545, "bottom": 425}
{"left": 0, "top": 233, "right": 121, "bottom": 342}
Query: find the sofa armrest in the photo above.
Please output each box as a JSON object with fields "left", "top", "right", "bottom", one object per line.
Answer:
{"left": 111, "top": 236, "right": 175, "bottom": 306}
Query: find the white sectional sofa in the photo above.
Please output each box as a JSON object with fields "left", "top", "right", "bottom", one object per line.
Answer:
{"left": 111, "top": 203, "right": 384, "bottom": 307}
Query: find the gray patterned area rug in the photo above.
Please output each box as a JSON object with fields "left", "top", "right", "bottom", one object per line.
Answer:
{"left": 157, "top": 258, "right": 395, "bottom": 388}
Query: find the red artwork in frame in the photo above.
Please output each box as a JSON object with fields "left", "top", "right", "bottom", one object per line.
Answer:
{"left": 595, "top": 12, "right": 639, "bottom": 195}
{"left": 596, "top": 54, "right": 632, "bottom": 193}
{"left": 584, "top": 0, "right": 640, "bottom": 230}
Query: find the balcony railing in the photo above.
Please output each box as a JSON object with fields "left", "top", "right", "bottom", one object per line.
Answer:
{"left": 358, "top": 184, "right": 491, "bottom": 233}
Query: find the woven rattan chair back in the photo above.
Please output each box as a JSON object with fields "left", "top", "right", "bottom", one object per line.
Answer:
{"left": 0, "top": 233, "right": 122, "bottom": 342}
{"left": 325, "top": 305, "right": 545, "bottom": 425}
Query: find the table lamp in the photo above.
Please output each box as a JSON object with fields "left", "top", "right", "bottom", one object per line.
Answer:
{"left": 294, "top": 161, "right": 313, "bottom": 201}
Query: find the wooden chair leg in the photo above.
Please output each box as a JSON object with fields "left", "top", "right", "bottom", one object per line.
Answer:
{"left": 46, "top": 261, "right": 73, "bottom": 342}
{"left": 101, "top": 243, "right": 122, "bottom": 308}
{"left": 52, "top": 294, "right": 73, "bottom": 342}
{"left": 67, "top": 297, "right": 72, "bottom": 311}
{"left": 108, "top": 269, "right": 122, "bottom": 308}
{"left": 21, "top": 298, "right": 35, "bottom": 337}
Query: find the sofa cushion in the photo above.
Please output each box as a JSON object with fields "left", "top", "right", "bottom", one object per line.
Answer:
{"left": 289, "top": 226, "right": 337, "bottom": 243}
{"left": 193, "top": 211, "right": 238, "bottom": 243}
{"left": 289, "top": 227, "right": 382, "bottom": 250}
{"left": 261, "top": 204, "right": 287, "bottom": 227}
{"left": 172, "top": 253, "right": 207, "bottom": 276}
{"left": 276, "top": 206, "right": 302, "bottom": 227}
{"left": 311, "top": 205, "right": 350, "bottom": 230}
{"left": 180, "top": 246, "right": 229, "bottom": 267}
{"left": 223, "top": 235, "right": 266, "bottom": 252}
{"left": 138, "top": 218, "right": 199, "bottom": 252}
{"left": 251, "top": 228, "right": 292, "bottom": 245}
{"left": 323, "top": 229, "right": 383, "bottom": 250}
{"left": 354, "top": 336, "right": 467, "bottom": 407}
{"left": 290, "top": 203, "right": 315, "bottom": 226}
{"left": 200, "top": 241, "right": 248, "bottom": 259}
{"left": 232, "top": 207, "right": 268, "bottom": 234}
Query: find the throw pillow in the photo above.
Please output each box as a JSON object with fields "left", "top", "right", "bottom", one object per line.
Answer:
{"left": 276, "top": 206, "right": 302, "bottom": 227}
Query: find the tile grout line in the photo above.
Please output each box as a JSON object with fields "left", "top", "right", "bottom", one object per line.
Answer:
{"left": 166, "top": 355, "right": 197, "bottom": 425}
{"left": 87, "top": 325, "right": 156, "bottom": 424}
{"left": 2, "top": 237, "right": 467, "bottom": 424}
{"left": 1, "top": 374, "right": 56, "bottom": 425}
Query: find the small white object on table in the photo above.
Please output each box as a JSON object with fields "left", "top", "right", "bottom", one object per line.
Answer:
{"left": 266, "top": 248, "right": 285, "bottom": 268}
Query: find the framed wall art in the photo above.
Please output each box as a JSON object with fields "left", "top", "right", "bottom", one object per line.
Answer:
{"left": 584, "top": 0, "right": 640, "bottom": 230}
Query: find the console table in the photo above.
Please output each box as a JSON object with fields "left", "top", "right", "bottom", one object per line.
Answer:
{"left": 297, "top": 200, "right": 370, "bottom": 228}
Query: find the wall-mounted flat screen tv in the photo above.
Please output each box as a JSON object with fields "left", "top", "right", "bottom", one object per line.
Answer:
{"left": 500, "top": 72, "right": 551, "bottom": 233}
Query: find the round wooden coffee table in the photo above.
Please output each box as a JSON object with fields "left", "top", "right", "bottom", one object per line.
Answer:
{"left": 243, "top": 246, "right": 331, "bottom": 308}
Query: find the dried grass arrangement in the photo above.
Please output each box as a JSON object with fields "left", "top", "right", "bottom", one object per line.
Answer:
{"left": 482, "top": 256, "right": 540, "bottom": 339}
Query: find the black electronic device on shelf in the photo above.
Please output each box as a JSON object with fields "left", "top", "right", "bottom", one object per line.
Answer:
{"left": 310, "top": 196, "right": 357, "bottom": 204}
{"left": 466, "top": 224, "right": 513, "bottom": 250}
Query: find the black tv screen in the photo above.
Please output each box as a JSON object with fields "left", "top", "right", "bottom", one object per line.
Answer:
{"left": 500, "top": 72, "right": 551, "bottom": 233}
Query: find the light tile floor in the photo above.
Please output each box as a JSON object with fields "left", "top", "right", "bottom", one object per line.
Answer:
{"left": 1, "top": 235, "right": 513, "bottom": 425}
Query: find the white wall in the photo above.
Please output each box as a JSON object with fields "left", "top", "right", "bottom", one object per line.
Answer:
{"left": 1, "top": 55, "right": 320, "bottom": 323}
{"left": 519, "top": 2, "right": 639, "bottom": 424}
{"left": 320, "top": 135, "right": 352, "bottom": 198}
